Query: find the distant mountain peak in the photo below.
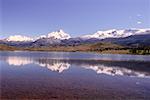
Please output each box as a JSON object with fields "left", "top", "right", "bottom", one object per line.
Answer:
{"left": 81, "top": 28, "right": 150, "bottom": 39}
{"left": 47, "top": 29, "right": 71, "bottom": 40}
{"left": 6, "top": 35, "right": 33, "bottom": 42}
{"left": 2, "top": 28, "right": 150, "bottom": 46}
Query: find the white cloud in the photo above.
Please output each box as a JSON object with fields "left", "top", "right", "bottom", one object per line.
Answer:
{"left": 137, "top": 21, "right": 142, "bottom": 24}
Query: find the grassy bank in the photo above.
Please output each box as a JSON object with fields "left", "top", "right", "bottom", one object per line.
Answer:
{"left": 0, "top": 43, "right": 150, "bottom": 55}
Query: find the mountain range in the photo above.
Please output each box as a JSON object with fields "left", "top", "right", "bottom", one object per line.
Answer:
{"left": 0, "top": 28, "right": 150, "bottom": 48}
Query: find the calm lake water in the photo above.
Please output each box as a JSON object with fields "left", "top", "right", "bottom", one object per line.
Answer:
{"left": 0, "top": 51, "right": 150, "bottom": 100}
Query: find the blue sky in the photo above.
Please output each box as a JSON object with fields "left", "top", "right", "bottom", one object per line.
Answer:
{"left": 1, "top": 0, "right": 150, "bottom": 38}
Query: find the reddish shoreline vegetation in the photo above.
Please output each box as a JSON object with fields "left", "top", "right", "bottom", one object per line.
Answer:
{"left": 0, "top": 42, "right": 150, "bottom": 55}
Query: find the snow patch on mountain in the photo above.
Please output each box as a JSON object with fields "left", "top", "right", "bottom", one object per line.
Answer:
{"left": 38, "top": 29, "right": 71, "bottom": 40}
{"left": 3, "top": 28, "right": 150, "bottom": 42}
{"left": 6, "top": 35, "right": 33, "bottom": 42}
{"left": 47, "top": 29, "right": 71, "bottom": 40}
{"left": 81, "top": 28, "right": 150, "bottom": 39}
{"left": 5, "top": 29, "right": 71, "bottom": 42}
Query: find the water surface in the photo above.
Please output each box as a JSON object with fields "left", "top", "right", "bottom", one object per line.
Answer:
{"left": 0, "top": 51, "right": 150, "bottom": 100}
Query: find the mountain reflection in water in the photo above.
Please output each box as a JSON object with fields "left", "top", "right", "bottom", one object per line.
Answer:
{"left": 3, "top": 56, "right": 150, "bottom": 78}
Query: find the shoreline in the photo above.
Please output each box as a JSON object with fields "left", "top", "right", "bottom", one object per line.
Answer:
{"left": 0, "top": 49, "right": 150, "bottom": 55}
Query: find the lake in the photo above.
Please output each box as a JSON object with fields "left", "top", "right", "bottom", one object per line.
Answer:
{"left": 0, "top": 51, "right": 150, "bottom": 100}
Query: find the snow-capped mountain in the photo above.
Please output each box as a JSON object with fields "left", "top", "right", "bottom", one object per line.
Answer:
{"left": 32, "top": 29, "right": 71, "bottom": 46}
{"left": 4, "top": 29, "right": 70, "bottom": 42}
{"left": 1, "top": 28, "right": 150, "bottom": 47}
{"left": 6, "top": 35, "right": 33, "bottom": 42}
{"left": 3, "top": 28, "right": 150, "bottom": 42}
{"left": 38, "top": 29, "right": 71, "bottom": 40}
{"left": 47, "top": 29, "right": 71, "bottom": 40}
{"left": 81, "top": 28, "right": 150, "bottom": 39}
